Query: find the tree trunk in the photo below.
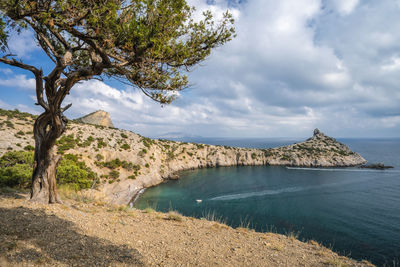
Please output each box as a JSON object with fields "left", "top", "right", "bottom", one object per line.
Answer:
{"left": 30, "top": 111, "right": 67, "bottom": 204}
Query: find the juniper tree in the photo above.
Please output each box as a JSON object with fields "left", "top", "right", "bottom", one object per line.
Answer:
{"left": 0, "top": 0, "right": 235, "bottom": 203}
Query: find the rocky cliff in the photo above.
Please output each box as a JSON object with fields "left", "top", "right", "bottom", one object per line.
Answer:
{"left": 0, "top": 109, "right": 366, "bottom": 204}
{"left": 76, "top": 110, "right": 114, "bottom": 128}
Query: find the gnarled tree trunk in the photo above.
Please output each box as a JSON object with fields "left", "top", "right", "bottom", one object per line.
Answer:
{"left": 30, "top": 111, "right": 67, "bottom": 204}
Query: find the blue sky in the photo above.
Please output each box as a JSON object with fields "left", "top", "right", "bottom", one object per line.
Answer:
{"left": 1, "top": 0, "right": 400, "bottom": 138}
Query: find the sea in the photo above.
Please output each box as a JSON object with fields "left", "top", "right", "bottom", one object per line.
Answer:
{"left": 135, "top": 138, "right": 400, "bottom": 266}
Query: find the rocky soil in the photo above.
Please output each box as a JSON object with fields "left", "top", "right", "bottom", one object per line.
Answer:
{"left": 0, "top": 110, "right": 367, "bottom": 204}
{"left": 0, "top": 192, "right": 374, "bottom": 267}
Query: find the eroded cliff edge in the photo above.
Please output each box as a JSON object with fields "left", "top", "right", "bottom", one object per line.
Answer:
{"left": 0, "top": 110, "right": 366, "bottom": 204}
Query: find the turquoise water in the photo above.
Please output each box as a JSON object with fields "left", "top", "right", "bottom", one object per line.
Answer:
{"left": 135, "top": 139, "right": 400, "bottom": 266}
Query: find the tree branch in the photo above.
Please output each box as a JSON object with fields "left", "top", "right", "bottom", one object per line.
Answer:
{"left": 0, "top": 57, "right": 49, "bottom": 111}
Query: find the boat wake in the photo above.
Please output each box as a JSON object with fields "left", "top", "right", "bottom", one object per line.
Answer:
{"left": 209, "top": 178, "right": 376, "bottom": 201}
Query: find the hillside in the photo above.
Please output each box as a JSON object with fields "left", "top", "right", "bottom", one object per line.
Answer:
{"left": 0, "top": 192, "right": 373, "bottom": 266}
{"left": 0, "top": 109, "right": 366, "bottom": 204}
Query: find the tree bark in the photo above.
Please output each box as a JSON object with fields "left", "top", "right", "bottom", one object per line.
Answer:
{"left": 30, "top": 111, "right": 67, "bottom": 204}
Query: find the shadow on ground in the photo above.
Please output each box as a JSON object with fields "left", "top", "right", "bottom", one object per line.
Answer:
{"left": 0, "top": 204, "right": 144, "bottom": 266}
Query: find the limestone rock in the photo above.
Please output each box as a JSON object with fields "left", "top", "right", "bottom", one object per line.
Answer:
{"left": 77, "top": 110, "right": 114, "bottom": 128}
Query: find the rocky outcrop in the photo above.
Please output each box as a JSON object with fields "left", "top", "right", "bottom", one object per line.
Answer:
{"left": 0, "top": 110, "right": 367, "bottom": 204}
{"left": 76, "top": 110, "right": 114, "bottom": 128}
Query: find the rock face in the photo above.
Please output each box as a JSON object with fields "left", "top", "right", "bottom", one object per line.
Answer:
{"left": 76, "top": 110, "right": 114, "bottom": 128}
{"left": 0, "top": 110, "right": 367, "bottom": 204}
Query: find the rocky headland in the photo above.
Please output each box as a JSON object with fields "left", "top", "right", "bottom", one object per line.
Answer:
{"left": 0, "top": 109, "right": 366, "bottom": 204}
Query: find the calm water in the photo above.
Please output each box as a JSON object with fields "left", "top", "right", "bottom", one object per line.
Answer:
{"left": 136, "top": 138, "right": 400, "bottom": 266}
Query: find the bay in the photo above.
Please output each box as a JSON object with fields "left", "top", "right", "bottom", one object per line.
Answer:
{"left": 135, "top": 138, "right": 400, "bottom": 266}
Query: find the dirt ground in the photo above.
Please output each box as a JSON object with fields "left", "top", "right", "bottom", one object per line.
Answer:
{"left": 0, "top": 192, "right": 374, "bottom": 267}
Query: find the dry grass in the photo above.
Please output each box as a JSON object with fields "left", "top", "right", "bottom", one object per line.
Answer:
{"left": 165, "top": 211, "right": 183, "bottom": 222}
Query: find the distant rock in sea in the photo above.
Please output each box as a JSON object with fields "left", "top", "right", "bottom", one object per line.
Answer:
{"left": 76, "top": 110, "right": 114, "bottom": 128}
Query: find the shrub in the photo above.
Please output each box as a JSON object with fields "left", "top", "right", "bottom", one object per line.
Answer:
{"left": 24, "top": 145, "right": 34, "bottom": 151}
{"left": 121, "top": 143, "right": 130, "bottom": 150}
{"left": 96, "top": 138, "right": 107, "bottom": 148}
{"left": 109, "top": 170, "right": 120, "bottom": 179}
{"left": 145, "top": 163, "right": 150, "bottom": 168}
{"left": 0, "top": 150, "right": 97, "bottom": 191}
{"left": 138, "top": 148, "right": 147, "bottom": 157}
{"left": 0, "top": 151, "right": 34, "bottom": 188}
{"left": 128, "top": 175, "right": 136, "bottom": 179}
{"left": 57, "top": 134, "right": 76, "bottom": 154}
{"left": 57, "top": 154, "right": 97, "bottom": 190}
{"left": 251, "top": 153, "right": 257, "bottom": 159}
{"left": 121, "top": 133, "right": 128, "bottom": 138}
{"left": 16, "top": 130, "right": 25, "bottom": 135}
{"left": 142, "top": 137, "right": 155, "bottom": 148}
{"left": 95, "top": 153, "right": 104, "bottom": 161}
{"left": 166, "top": 211, "right": 183, "bottom": 222}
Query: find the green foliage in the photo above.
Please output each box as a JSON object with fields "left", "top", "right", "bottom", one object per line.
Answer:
{"left": 0, "top": 151, "right": 34, "bottom": 188}
{"left": 196, "top": 144, "right": 204, "bottom": 149}
{"left": 251, "top": 153, "right": 257, "bottom": 160}
{"left": 54, "top": 154, "right": 97, "bottom": 190}
{"left": 56, "top": 134, "right": 76, "bottom": 154}
{"left": 96, "top": 138, "right": 107, "bottom": 148}
{"left": 0, "top": 108, "right": 36, "bottom": 120}
{"left": 23, "top": 145, "right": 34, "bottom": 151}
{"left": 95, "top": 153, "right": 104, "bottom": 161}
{"left": 138, "top": 148, "right": 147, "bottom": 157}
{"left": 142, "top": 137, "right": 155, "bottom": 148}
{"left": 121, "top": 143, "right": 130, "bottom": 150}
{"left": 121, "top": 133, "right": 128, "bottom": 138}
{"left": 0, "top": 151, "right": 96, "bottom": 191}
{"left": 0, "top": 1, "right": 234, "bottom": 104}
{"left": 95, "top": 158, "right": 140, "bottom": 173}
{"left": 109, "top": 170, "right": 120, "bottom": 179}
{"left": 16, "top": 130, "right": 24, "bottom": 135}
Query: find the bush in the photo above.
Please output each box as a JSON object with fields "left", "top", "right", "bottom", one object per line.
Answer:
{"left": 54, "top": 154, "right": 96, "bottom": 190}
{"left": 0, "top": 151, "right": 96, "bottom": 191}
{"left": 109, "top": 170, "right": 120, "bottom": 179}
{"left": 24, "top": 145, "right": 34, "bottom": 151}
{"left": 121, "top": 143, "right": 130, "bottom": 150}
{"left": 57, "top": 134, "right": 76, "bottom": 154}
{"left": 121, "top": 133, "right": 128, "bottom": 138}
{"left": 0, "top": 151, "right": 34, "bottom": 188}
{"left": 95, "top": 153, "right": 104, "bottom": 161}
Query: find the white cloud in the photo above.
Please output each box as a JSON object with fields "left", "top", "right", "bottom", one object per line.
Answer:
{"left": 330, "top": 0, "right": 359, "bottom": 15}
{"left": 7, "top": 30, "right": 39, "bottom": 58}
{"left": 2, "top": 0, "right": 399, "bottom": 138}
{"left": 0, "top": 74, "right": 35, "bottom": 90}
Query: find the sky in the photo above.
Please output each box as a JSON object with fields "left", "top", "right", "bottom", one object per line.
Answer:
{"left": 0, "top": 0, "right": 400, "bottom": 138}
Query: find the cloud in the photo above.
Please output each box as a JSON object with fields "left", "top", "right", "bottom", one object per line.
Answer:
{"left": 0, "top": 74, "right": 35, "bottom": 90}
{"left": 7, "top": 30, "right": 39, "bottom": 58}
{"left": 329, "top": 0, "right": 359, "bottom": 15}
{"left": 2, "top": 0, "right": 399, "bottom": 138}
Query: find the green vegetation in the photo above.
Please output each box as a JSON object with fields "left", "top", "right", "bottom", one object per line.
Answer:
{"left": 138, "top": 148, "right": 147, "bottom": 157}
{"left": 56, "top": 134, "right": 76, "bottom": 154}
{"left": 24, "top": 145, "right": 34, "bottom": 151}
{"left": 121, "top": 133, "right": 128, "bottom": 139}
{"left": 95, "top": 158, "right": 141, "bottom": 175}
{"left": 0, "top": 151, "right": 97, "bottom": 191}
{"left": 166, "top": 211, "right": 183, "bottom": 222}
{"left": 121, "top": 143, "right": 130, "bottom": 150}
{"left": 96, "top": 138, "right": 107, "bottom": 148}
{"left": 0, "top": 108, "right": 36, "bottom": 120}
{"left": 0, "top": 151, "right": 34, "bottom": 188}
{"left": 109, "top": 170, "right": 120, "bottom": 179}
{"left": 57, "top": 154, "right": 97, "bottom": 191}
{"left": 251, "top": 153, "right": 257, "bottom": 160}
{"left": 141, "top": 137, "right": 156, "bottom": 149}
